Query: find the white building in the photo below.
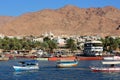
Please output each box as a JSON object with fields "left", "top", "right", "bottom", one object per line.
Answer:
{"left": 0, "top": 34, "right": 5, "bottom": 39}
{"left": 54, "top": 37, "right": 66, "bottom": 47}
{"left": 33, "top": 37, "right": 43, "bottom": 42}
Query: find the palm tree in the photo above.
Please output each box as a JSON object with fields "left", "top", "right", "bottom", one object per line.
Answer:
{"left": 66, "top": 38, "right": 77, "bottom": 53}
{"left": 40, "top": 42, "right": 49, "bottom": 51}
{"left": 47, "top": 40, "right": 57, "bottom": 53}
{"left": 42, "top": 37, "right": 57, "bottom": 53}
{"left": 101, "top": 36, "right": 120, "bottom": 52}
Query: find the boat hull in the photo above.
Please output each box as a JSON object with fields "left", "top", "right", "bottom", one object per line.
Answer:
{"left": 103, "top": 56, "right": 120, "bottom": 60}
{"left": 56, "top": 61, "right": 78, "bottom": 68}
{"left": 57, "top": 63, "right": 78, "bottom": 68}
{"left": 13, "top": 66, "right": 39, "bottom": 71}
{"left": 102, "top": 61, "right": 120, "bottom": 64}
{"left": 90, "top": 67, "right": 120, "bottom": 72}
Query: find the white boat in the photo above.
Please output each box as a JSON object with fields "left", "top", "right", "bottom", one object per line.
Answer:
{"left": 103, "top": 56, "right": 120, "bottom": 60}
{"left": 90, "top": 66, "right": 120, "bottom": 72}
{"left": 83, "top": 41, "right": 103, "bottom": 56}
{"left": 102, "top": 61, "right": 120, "bottom": 64}
{"left": 90, "top": 61, "right": 120, "bottom": 72}
{"left": 13, "top": 60, "right": 39, "bottom": 71}
{"left": 56, "top": 60, "right": 78, "bottom": 68}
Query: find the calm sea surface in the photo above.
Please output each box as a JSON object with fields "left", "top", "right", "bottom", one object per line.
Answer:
{"left": 0, "top": 59, "right": 120, "bottom": 80}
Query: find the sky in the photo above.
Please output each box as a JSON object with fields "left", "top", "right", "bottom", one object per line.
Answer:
{"left": 0, "top": 0, "right": 120, "bottom": 16}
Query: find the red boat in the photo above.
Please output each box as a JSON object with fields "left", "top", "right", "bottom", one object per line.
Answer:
{"left": 90, "top": 61, "right": 120, "bottom": 72}
{"left": 90, "top": 66, "right": 120, "bottom": 72}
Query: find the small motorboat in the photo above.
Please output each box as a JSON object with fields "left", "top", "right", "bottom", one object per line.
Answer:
{"left": 13, "top": 60, "right": 39, "bottom": 71}
{"left": 90, "top": 61, "right": 120, "bottom": 72}
{"left": 56, "top": 60, "right": 78, "bottom": 68}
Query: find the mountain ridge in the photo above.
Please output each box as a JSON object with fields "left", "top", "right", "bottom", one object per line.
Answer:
{"left": 0, "top": 5, "right": 120, "bottom": 37}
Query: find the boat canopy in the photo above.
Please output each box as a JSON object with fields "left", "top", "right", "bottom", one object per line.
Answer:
{"left": 19, "top": 60, "right": 38, "bottom": 64}
{"left": 102, "top": 61, "right": 120, "bottom": 64}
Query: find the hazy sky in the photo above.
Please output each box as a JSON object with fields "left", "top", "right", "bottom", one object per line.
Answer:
{"left": 0, "top": 0, "right": 120, "bottom": 16}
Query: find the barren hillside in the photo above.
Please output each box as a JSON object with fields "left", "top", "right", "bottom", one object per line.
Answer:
{"left": 0, "top": 5, "right": 120, "bottom": 37}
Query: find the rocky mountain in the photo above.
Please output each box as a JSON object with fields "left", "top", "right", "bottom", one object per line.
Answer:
{"left": 0, "top": 5, "right": 120, "bottom": 37}
{"left": 0, "top": 16, "right": 15, "bottom": 27}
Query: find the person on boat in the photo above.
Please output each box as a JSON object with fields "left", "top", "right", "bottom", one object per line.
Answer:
{"left": 110, "top": 64, "right": 114, "bottom": 67}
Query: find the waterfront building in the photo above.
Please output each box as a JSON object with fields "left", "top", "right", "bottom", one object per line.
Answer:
{"left": 33, "top": 37, "right": 44, "bottom": 42}
{"left": 0, "top": 34, "right": 4, "bottom": 39}
{"left": 54, "top": 37, "right": 66, "bottom": 48}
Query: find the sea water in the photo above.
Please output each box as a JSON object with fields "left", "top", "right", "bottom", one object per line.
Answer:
{"left": 0, "top": 59, "right": 120, "bottom": 80}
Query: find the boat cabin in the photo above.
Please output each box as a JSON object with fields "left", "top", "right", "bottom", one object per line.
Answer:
{"left": 83, "top": 40, "right": 103, "bottom": 56}
{"left": 19, "top": 60, "right": 38, "bottom": 66}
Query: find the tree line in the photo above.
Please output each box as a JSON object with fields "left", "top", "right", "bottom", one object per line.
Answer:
{"left": 0, "top": 36, "right": 120, "bottom": 53}
{"left": 101, "top": 36, "right": 120, "bottom": 52}
{"left": 0, "top": 37, "right": 77, "bottom": 53}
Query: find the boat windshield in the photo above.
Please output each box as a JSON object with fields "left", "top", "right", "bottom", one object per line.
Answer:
{"left": 19, "top": 60, "right": 38, "bottom": 66}
{"left": 84, "top": 43, "right": 102, "bottom": 47}
{"left": 92, "top": 43, "right": 103, "bottom": 47}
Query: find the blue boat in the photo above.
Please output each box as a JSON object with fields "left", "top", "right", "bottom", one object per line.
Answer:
{"left": 56, "top": 60, "right": 78, "bottom": 68}
{"left": 13, "top": 60, "right": 39, "bottom": 71}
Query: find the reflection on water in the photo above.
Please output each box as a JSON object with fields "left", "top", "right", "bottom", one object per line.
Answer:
{"left": 100, "top": 72, "right": 120, "bottom": 80}
{"left": 13, "top": 70, "right": 39, "bottom": 75}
